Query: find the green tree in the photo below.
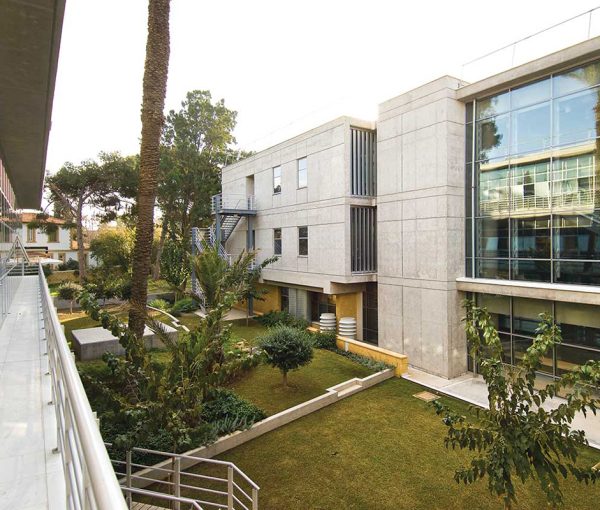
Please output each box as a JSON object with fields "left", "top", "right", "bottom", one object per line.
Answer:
{"left": 58, "top": 281, "right": 82, "bottom": 314}
{"left": 46, "top": 152, "right": 137, "bottom": 282}
{"left": 90, "top": 226, "right": 134, "bottom": 271}
{"left": 152, "top": 90, "right": 248, "bottom": 279}
{"left": 259, "top": 325, "right": 314, "bottom": 387}
{"left": 434, "top": 300, "right": 600, "bottom": 509}
{"left": 129, "top": 0, "right": 171, "bottom": 339}
{"left": 159, "top": 238, "right": 190, "bottom": 300}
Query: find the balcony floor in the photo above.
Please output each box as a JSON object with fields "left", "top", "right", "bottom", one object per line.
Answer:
{"left": 0, "top": 276, "right": 65, "bottom": 509}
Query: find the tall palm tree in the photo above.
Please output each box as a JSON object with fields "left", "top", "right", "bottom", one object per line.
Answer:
{"left": 129, "top": 0, "right": 171, "bottom": 338}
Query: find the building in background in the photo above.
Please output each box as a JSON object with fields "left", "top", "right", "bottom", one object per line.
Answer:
{"left": 221, "top": 36, "right": 600, "bottom": 379}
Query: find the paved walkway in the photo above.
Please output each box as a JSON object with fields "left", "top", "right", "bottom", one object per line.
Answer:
{"left": 404, "top": 366, "right": 600, "bottom": 449}
{"left": 0, "top": 276, "right": 65, "bottom": 509}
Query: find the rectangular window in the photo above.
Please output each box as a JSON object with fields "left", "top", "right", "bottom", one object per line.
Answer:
{"left": 273, "top": 166, "right": 281, "bottom": 194}
{"left": 273, "top": 228, "right": 282, "bottom": 255}
{"left": 280, "top": 287, "right": 289, "bottom": 312}
{"left": 351, "top": 207, "right": 377, "bottom": 272}
{"left": 47, "top": 227, "right": 59, "bottom": 243}
{"left": 297, "top": 157, "right": 307, "bottom": 188}
{"left": 298, "top": 226, "right": 308, "bottom": 256}
{"left": 27, "top": 225, "right": 36, "bottom": 242}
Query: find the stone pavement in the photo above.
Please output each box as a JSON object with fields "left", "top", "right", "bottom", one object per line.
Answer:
{"left": 404, "top": 366, "right": 600, "bottom": 449}
{"left": 0, "top": 276, "right": 65, "bottom": 509}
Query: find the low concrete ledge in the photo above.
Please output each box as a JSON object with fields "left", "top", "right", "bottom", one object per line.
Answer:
{"left": 130, "top": 368, "right": 395, "bottom": 489}
{"left": 72, "top": 325, "right": 177, "bottom": 361}
{"left": 335, "top": 336, "right": 408, "bottom": 377}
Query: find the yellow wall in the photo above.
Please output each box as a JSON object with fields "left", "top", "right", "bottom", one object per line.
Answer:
{"left": 335, "top": 292, "right": 360, "bottom": 322}
{"left": 236, "top": 283, "right": 281, "bottom": 314}
{"left": 336, "top": 336, "right": 408, "bottom": 377}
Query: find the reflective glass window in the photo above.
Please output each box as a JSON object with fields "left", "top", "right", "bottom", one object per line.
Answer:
{"left": 297, "top": 157, "right": 307, "bottom": 188}
{"left": 476, "top": 114, "right": 510, "bottom": 161}
{"left": 555, "top": 345, "right": 599, "bottom": 377}
{"left": 512, "top": 297, "right": 552, "bottom": 336}
{"left": 273, "top": 166, "right": 281, "bottom": 194}
{"left": 511, "top": 217, "right": 550, "bottom": 258}
{"left": 477, "top": 294, "right": 510, "bottom": 331}
{"left": 553, "top": 215, "right": 600, "bottom": 260}
{"left": 510, "top": 102, "right": 551, "bottom": 155}
{"left": 476, "top": 258, "right": 509, "bottom": 279}
{"left": 298, "top": 226, "right": 308, "bottom": 256}
{"left": 477, "top": 218, "right": 509, "bottom": 258}
{"left": 511, "top": 78, "right": 551, "bottom": 109}
{"left": 556, "top": 302, "right": 600, "bottom": 349}
{"left": 476, "top": 92, "right": 510, "bottom": 119}
{"left": 554, "top": 61, "right": 600, "bottom": 97}
{"left": 511, "top": 259, "right": 551, "bottom": 282}
{"left": 511, "top": 160, "right": 551, "bottom": 214}
{"left": 478, "top": 165, "right": 509, "bottom": 216}
{"left": 553, "top": 87, "right": 600, "bottom": 146}
{"left": 513, "top": 335, "right": 553, "bottom": 374}
{"left": 554, "top": 260, "right": 600, "bottom": 285}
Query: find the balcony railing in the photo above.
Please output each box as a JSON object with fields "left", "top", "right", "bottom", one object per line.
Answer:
{"left": 479, "top": 189, "right": 596, "bottom": 217}
{"left": 211, "top": 194, "right": 256, "bottom": 213}
{"left": 40, "top": 263, "right": 129, "bottom": 510}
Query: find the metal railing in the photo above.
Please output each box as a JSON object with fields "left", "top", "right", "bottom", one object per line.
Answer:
{"left": 0, "top": 235, "right": 30, "bottom": 327}
{"left": 479, "top": 189, "right": 597, "bottom": 216}
{"left": 109, "top": 446, "right": 259, "bottom": 510}
{"left": 211, "top": 194, "right": 256, "bottom": 213}
{"left": 40, "top": 263, "right": 128, "bottom": 510}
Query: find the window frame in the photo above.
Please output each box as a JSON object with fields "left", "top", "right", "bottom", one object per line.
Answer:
{"left": 273, "top": 165, "right": 282, "bottom": 195}
{"left": 273, "top": 228, "right": 282, "bottom": 255}
{"left": 47, "top": 226, "right": 59, "bottom": 243}
{"left": 297, "top": 157, "right": 307, "bottom": 189}
{"left": 298, "top": 226, "right": 308, "bottom": 257}
{"left": 27, "top": 225, "right": 36, "bottom": 243}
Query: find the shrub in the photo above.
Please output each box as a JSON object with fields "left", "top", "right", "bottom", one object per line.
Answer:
{"left": 58, "top": 258, "right": 79, "bottom": 271}
{"left": 170, "top": 297, "right": 198, "bottom": 316}
{"left": 148, "top": 298, "right": 170, "bottom": 311}
{"left": 256, "top": 310, "right": 309, "bottom": 330}
{"left": 259, "top": 325, "right": 313, "bottom": 386}
{"left": 201, "top": 388, "right": 266, "bottom": 436}
{"left": 42, "top": 265, "right": 53, "bottom": 277}
{"left": 310, "top": 330, "right": 337, "bottom": 350}
{"left": 58, "top": 281, "right": 83, "bottom": 313}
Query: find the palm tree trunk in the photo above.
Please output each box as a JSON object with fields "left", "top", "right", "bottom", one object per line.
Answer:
{"left": 129, "top": 0, "right": 171, "bottom": 339}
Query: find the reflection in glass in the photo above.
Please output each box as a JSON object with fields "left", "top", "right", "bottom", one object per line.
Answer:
{"left": 478, "top": 165, "right": 509, "bottom": 216}
{"left": 512, "top": 297, "right": 552, "bottom": 336}
{"left": 553, "top": 215, "right": 600, "bottom": 260}
{"left": 511, "top": 217, "right": 550, "bottom": 258}
{"left": 511, "top": 160, "right": 550, "bottom": 214}
{"left": 555, "top": 345, "right": 599, "bottom": 377}
{"left": 556, "top": 301, "right": 600, "bottom": 349}
{"left": 477, "top": 294, "right": 510, "bottom": 331}
{"left": 476, "top": 92, "right": 510, "bottom": 119}
{"left": 513, "top": 335, "right": 553, "bottom": 374}
{"left": 551, "top": 153, "right": 595, "bottom": 213}
{"left": 477, "top": 218, "right": 509, "bottom": 257}
{"left": 511, "top": 78, "right": 551, "bottom": 109}
{"left": 476, "top": 114, "right": 509, "bottom": 161}
{"left": 554, "top": 260, "right": 600, "bottom": 285}
{"left": 476, "top": 258, "right": 509, "bottom": 279}
{"left": 553, "top": 88, "right": 599, "bottom": 146}
{"left": 511, "top": 259, "right": 551, "bottom": 282}
{"left": 554, "top": 61, "right": 600, "bottom": 97}
{"left": 511, "top": 102, "right": 551, "bottom": 154}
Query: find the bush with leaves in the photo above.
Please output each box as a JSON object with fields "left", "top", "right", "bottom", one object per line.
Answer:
{"left": 58, "top": 281, "right": 83, "bottom": 313}
{"left": 170, "top": 297, "right": 198, "bottom": 316}
{"left": 433, "top": 300, "right": 600, "bottom": 509}
{"left": 310, "top": 330, "right": 337, "bottom": 350}
{"left": 58, "top": 258, "right": 79, "bottom": 271}
{"left": 201, "top": 388, "right": 266, "bottom": 435}
{"left": 259, "top": 325, "right": 313, "bottom": 387}
{"left": 148, "top": 298, "right": 170, "bottom": 311}
{"left": 160, "top": 238, "right": 190, "bottom": 300}
{"left": 256, "top": 309, "right": 309, "bottom": 330}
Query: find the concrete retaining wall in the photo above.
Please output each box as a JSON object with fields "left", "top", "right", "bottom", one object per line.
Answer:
{"left": 130, "top": 368, "right": 395, "bottom": 488}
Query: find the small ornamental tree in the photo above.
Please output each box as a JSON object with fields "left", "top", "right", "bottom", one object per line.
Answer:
{"left": 259, "top": 325, "right": 313, "bottom": 387}
{"left": 58, "top": 281, "right": 83, "bottom": 313}
{"left": 433, "top": 300, "right": 600, "bottom": 509}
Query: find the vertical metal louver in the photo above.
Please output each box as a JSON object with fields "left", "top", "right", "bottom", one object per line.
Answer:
{"left": 351, "top": 128, "right": 377, "bottom": 196}
{"left": 351, "top": 207, "right": 377, "bottom": 273}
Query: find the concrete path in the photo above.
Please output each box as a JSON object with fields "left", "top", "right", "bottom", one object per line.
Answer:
{"left": 0, "top": 276, "right": 65, "bottom": 509}
{"left": 194, "top": 307, "right": 252, "bottom": 321}
{"left": 404, "top": 366, "right": 600, "bottom": 449}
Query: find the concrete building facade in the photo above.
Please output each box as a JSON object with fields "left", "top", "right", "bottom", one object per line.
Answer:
{"left": 220, "top": 37, "right": 600, "bottom": 379}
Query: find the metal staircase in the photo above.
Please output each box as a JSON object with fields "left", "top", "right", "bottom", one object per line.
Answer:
{"left": 190, "top": 193, "right": 257, "bottom": 311}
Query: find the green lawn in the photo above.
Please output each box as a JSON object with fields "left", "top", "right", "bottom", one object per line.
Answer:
{"left": 184, "top": 377, "right": 600, "bottom": 510}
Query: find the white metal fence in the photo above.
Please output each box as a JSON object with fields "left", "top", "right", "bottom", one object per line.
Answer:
{"left": 40, "top": 263, "right": 129, "bottom": 510}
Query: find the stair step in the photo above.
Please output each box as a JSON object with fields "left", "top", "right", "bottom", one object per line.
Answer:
{"left": 336, "top": 384, "right": 363, "bottom": 398}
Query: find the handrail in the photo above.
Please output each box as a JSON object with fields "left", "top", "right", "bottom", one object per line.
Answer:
{"left": 121, "top": 487, "right": 204, "bottom": 509}
{"left": 40, "top": 263, "right": 128, "bottom": 510}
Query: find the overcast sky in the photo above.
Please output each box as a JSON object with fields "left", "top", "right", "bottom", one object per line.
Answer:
{"left": 45, "top": 0, "right": 600, "bottom": 174}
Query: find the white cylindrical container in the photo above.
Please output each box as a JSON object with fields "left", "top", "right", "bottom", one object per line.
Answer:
{"left": 320, "top": 313, "right": 336, "bottom": 332}
{"left": 338, "top": 317, "right": 357, "bottom": 339}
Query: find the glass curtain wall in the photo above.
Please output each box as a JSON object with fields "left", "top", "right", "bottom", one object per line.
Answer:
{"left": 468, "top": 294, "right": 600, "bottom": 378}
{"left": 466, "top": 60, "right": 600, "bottom": 285}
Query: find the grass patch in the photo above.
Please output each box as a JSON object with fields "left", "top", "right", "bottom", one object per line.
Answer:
{"left": 181, "top": 378, "right": 600, "bottom": 510}
{"left": 229, "top": 349, "right": 373, "bottom": 416}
